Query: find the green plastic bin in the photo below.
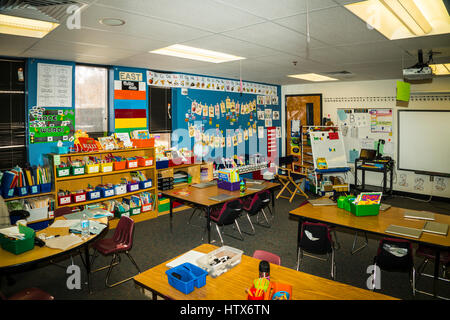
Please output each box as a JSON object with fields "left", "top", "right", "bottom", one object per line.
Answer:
{"left": 129, "top": 206, "right": 141, "bottom": 216}
{"left": 343, "top": 196, "right": 356, "bottom": 212}
{"left": 0, "top": 225, "right": 35, "bottom": 255}
{"left": 114, "top": 208, "right": 130, "bottom": 219}
{"left": 350, "top": 202, "right": 380, "bottom": 217}
{"left": 56, "top": 166, "right": 70, "bottom": 178}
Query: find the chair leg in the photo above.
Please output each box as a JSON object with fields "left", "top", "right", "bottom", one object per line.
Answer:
{"left": 331, "top": 249, "right": 336, "bottom": 280}
{"left": 411, "top": 267, "right": 416, "bottom": 296}
{"left": 215, "top": 224, "right": 224, "bottom": 246}
{"left": 104, "top": 251, "right": 141, "bottom": 288}
{"left": 241, "top": 213, "right": 256, "bottom": 235}
{"left": 296, "top": 248, "right": 303, "bottom": 271}
{"left": 351, "top": 232, "right": 368, "bottom": 255}
{"left": 256, "top": 209, "right": 271, "bottom": 228}
{"left": 372, "top": 263, "right": 377, "bottom": 291}
{"left": 234, "top": 220, "right": 244, "bottom": 241}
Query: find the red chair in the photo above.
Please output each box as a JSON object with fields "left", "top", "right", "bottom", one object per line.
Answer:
{"left": 90, "top": 216, "right": 141, "bottom": 288}
{"left": 1, "top": 287, "right": 54, "bottom": 300}
{"left": 252, "top": 250, "right": 281, "bottom": 266}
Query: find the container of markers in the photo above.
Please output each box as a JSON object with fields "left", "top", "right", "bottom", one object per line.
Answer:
{"left": 113, "top": 160, "right": 126, "bottom": 171}
{"left": 70, "top": 165, "right": 85, "bottom": 176}
{"left": 100, "top": 162, "right": 113, "bottom": 173}
{"left": 127, "top": 181, "right": 140, "bottom": 193}
{"left": 126, "top": 159, "right": 139, "bottom": 169}
{"left": 85, "top": 163, "right": 100, "bottom": 174}
{"left": 139, "top": 179, "right": 153, "bottom": 189}
{"left": 56, "top": 166, "right": 71, "bottom": 178}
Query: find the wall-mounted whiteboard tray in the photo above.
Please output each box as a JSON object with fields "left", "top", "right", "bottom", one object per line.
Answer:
{"left": 315, "top": 167, "right": 351, "bottom": 173}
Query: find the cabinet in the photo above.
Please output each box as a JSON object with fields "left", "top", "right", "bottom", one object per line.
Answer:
{"left": 148, "top": 86, "right": 172, "bottom": 133}
{"left": 49, "top": 147, "right": 158, "bottom": 226}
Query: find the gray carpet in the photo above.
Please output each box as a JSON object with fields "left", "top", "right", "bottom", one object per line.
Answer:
{"left": 1, "top": 193, "right": 449, "bottom": 300}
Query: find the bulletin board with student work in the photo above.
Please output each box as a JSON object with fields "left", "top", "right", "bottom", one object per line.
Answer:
{"left": 336, "top": 108, "right": 394, "bottom": 163}
{"left": 171, "top": 83, "right": 282, "bottom": 162}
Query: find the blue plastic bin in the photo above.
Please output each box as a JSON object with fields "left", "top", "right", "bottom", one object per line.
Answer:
{"left": 87, "top": 190, "right": 101, "bottom": 201}
{"left": 28, "top": 185, "right": 40, "bottom": 195}
{"left": 139, "top": 179, "right": 153, "bottom": 189}
{"left": 15, "top": 186, "right": 28, "bottom": 197}
{"left": 165, "top": 262, "right": 208, "bottom": 294}
{"left": 40, "top": 183, "right": 52, "bottom": 193}
{"left": 2, "top": 188, "right": 15, "bottom": 199}
{"left": 156, "top": 160, "right": 169, "bottom": 169}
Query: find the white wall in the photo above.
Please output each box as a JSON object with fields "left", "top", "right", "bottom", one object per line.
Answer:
{"left": 281, "top": 77, "right": 450, "bottom": 198}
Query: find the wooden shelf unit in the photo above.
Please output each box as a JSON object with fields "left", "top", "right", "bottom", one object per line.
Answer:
{"left": 49, "top": 147, "right": 158, "bottom": 225}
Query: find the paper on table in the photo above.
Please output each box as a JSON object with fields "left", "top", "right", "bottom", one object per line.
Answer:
{"left": 49, "top": 220, "right": 80, "bottom": 228}
{"left": 45, "top": 234, "right": 83, "bottom": 251}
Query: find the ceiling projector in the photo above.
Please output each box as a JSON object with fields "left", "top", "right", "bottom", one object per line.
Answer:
{"left": 403, "top": 66, "right": 433, "bottom": 81}
{"left": 403, "top": 49, "right": 434, "bottom": 81}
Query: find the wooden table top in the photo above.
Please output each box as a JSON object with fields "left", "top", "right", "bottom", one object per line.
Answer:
{"left": 290, "top": 202, "right": 450, "bottom": 248}
{"left": 160, "top": 182, "right": 279, "bottom": 207}
{"left": 133, "top": 244, "right": 396, "bottom": 300}
{"left": 0, "top": 216, "right": 108, "bottom": 269}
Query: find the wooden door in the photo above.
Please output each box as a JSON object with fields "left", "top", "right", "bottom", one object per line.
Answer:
{"left": 285, "top": 95, "right": 322, "bottom": 170}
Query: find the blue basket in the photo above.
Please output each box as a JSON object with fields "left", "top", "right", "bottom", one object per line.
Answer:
{"left": 28, "top": 185, "right": 41, "bottom": 195}
{"left": 87, "top": 190, "right": 101, "bottom": 201}
{"left": 2, "top": 188, "right": 15, "bottom": 199}
{"left": 15, "top": 186, "right": 28, "bottom": 197}
{"left": 165, "top": 263, "right": 207, "bottom": 294}
{"left": 139, "top": 179, "right": 153, "bottom": 189}
{"left": 156, "top": 160, "right": 169, "bottom": 169}
{"left": 40, "top": 183, "right": 52, "bottom": 193}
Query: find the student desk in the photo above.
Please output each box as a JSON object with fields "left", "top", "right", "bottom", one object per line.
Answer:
{"left": 160, "top": 182, "right": 279, "bottom": 243}
{"left": 289, "top": 202, "right": 450, "bottom": 297}
{"left": 133, "top": 243, "right": 396, "bottom": 300}
{"left": 0, "top": 216, "right": 108, "bottom": 293}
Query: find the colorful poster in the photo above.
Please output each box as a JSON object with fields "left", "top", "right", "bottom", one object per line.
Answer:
{"left": 29, "top": 106, "right": 75, "bottom": 143}
{"left": 370, "top": 109, "right": 392, "bottom": 133}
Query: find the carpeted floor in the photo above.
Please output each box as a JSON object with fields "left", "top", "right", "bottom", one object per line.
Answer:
{"left": 1, "top": 193, "right": 449, "bottom": 300}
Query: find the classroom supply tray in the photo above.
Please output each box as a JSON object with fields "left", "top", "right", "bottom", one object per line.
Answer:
{"left": 113, "top": 161, "right": 126, "bottom": 171}
{"left": 126, "top": 182, "right": 140, "bottom": 193}
{"left": 15, "top": 186, "right": 28, "bottom": 197}
{"left": 350, "top": 202, "right": 380, "bottom": 217}
{"left": 165, "top": 262, "right": 208, "bottom": 294}
{"left": 56, "top": 166, "right": 70, "bottom": 178}
{"left": 0, "top": 225, "right": 35, "bottom": 255}
{"left": 139, "top": 179, "right": 153, "bottom": 189}
{"left": 70, "top": 165, "right": 85, "bottom": 176}
{"left": 138, "top": 157, "right": 153, "bottom": 167}
{"left": 196, "top": 246, "right": 243, "bottom": 278}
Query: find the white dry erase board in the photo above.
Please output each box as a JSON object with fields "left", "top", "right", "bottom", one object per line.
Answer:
{"left": 398, "top": 110, "right": 450, "bottom": 177}
{"left": 309, "top": 131, "right": 347, "bottom": 169}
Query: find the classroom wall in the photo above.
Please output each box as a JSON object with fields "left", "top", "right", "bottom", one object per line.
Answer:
{"left": 281, "top": 77, "right": 450, "bottom": 198}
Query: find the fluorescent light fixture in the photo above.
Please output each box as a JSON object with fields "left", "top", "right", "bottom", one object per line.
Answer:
{"left": 345, "top": 0, "right": 450, "bottom": 40}
{"left": 150, "top": 44, "right": 245, "bottom": 63}
{"left": 430, "top": 64, "right": 450, "bottom": 75}
{"left": 379, "top": 0, "right": 431, "bottom": 35}
{"left": 288, "top": 73, "right": 338, "bottom": 82}
{"left": 0, "top": 14, "right": 59, "bottom": 38}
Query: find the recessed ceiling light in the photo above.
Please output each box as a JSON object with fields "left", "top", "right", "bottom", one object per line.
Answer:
{"left": 430, "top": 64, "right": 450, "bottom": 75}
{"left": 0, "top": 14, "right": 59, "bottom": 38}
{"left": 149, "top": 44, "right": 245, "bottom": 63}
{"left": 99, "top": 18, "right": 125, "bottom": 26}
{"left": 288, "top": 73, "right": 338, "bottom": 82}
{"left": 344, "top": 0, "right": 450, "bottom": 40}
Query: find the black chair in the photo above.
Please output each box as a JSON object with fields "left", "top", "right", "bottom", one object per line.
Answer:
{"left": 9, "top": 210, "right": 30, "bottom": 225}
{"left": 204, "top": 199, "right": 244, "bottom": 245}
{"left": 296, "top": 221, "right": 337, "bottom": 280}
{"left": 372, "top": 238, "right": 416, "bottom": 295}
{"left": 240, "top": 191, "right": 271, "bottom": 234}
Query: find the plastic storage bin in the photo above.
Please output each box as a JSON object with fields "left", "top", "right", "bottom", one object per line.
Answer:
{"left": 85, "top": 164, "right": 100, "bottom": 174}
{"left": 158, "top": 198, "right": 170, "bottom": 213}
{"left": 28, "top": 185, "right": 40, "bottom": 195}
{"left": 100, "top": 163, "right": 113, "bottom": 173}
{"left": 129, "top": 206, "right": 141, "bottom": 216}
{"left": 87, "top": 190, "right": 101, "bottom": 201}
{"left": 58, "top": 195, "right": 72, "bottom": 206}
{"left": 141, "top": 203, "right": 153, "bottom": 212}
{"left": 27, "top": 207, "right": 49, "bottom": 223}
{"left": 15, "top": 186, "right": 28, "bottom": 197}
{"left": 165, "top": 262, "right": 208, "bottom": 294}
{"left": 156, "top": 160, "right": 169, "bottom": 169}
{"left": 40, "top": 183, "right": 52, "bottom": 193}
{"left": 98, "top": 187, "right": 115, "bottom": 198}
{"left": 0, "top": 225, "right": 35, "bottom": 255}
{"left": 126, "top": 160, "right": 139, "bottom": 169}
{"left": 72, "top": 192, "right": 87, "bottom": 204}
{"left": 138, "top": 157, "right": 153, "bottom": 167}
{"left": 131, "top": 138, "right": 154, "bottom": 148}
{"left": 139, "top": 179, "right": 153, "bottom": 189}
{"left": 114, "top": 161, "right": 126, "bottom": 171}
{"left": 217, "top": 180, "right": 240, "bottom": 191}
{"left": 350, "top": 202, "right": 380, "bottom": 217}
{"left": 114, "top": 184, "right": 127, "bottom": 196}
{"left": 2, "top": 188, "right": 15, "bottom": 199}
{"left": 127, "top": 182, "right": 140, "bottom": 193}
{"left": 70, "top": 165, "right": 85, "bottom": 176}
{"left": 196, "top": 246, "right": 243, "bottom": 278}
{"left": 56, "top": 166, "right": 70, "bottom": 178}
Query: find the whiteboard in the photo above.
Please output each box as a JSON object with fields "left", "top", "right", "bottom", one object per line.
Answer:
{"left": 398, "top": 110, "right": 450, "bottom": 176}
{"left": 309, "top": 131, "right": 347, "bottom": 169}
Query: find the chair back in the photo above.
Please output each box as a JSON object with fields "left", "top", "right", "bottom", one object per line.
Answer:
{"left": 258, "top": 190, "right": 271, "bottom": 207}
{"left": 54, "top": 207, "right": 73, "bottom": 218}
{"left": 375, "top": 238, "right": 413, "bottom": 272}
{"left": 113, "top": 216, "right": 135, "bottom": 251}
{"left": 244, "top": 193, "right": 265, "bottom": 216}
{"left": 299, "top": 222, "right": 333, "bottom": 255}
{"left": 216, "top": 199, "right": 242, "bottom": 226}
{"left": 252, "top": 250, "right": 281, "bottom": 265}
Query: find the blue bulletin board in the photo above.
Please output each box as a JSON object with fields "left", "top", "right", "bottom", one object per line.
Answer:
{"left": 171, "top": 83, "right": 281, "bottom": 162}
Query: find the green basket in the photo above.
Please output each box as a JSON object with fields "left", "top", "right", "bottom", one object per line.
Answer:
{"left": 114, "top": 208, "right": 130, "bottom": 219}
{"left": 343, "top": 196, "right": 356, "bottom": 212}
{"left": 129, "top": 206, "right": 141, "bottom": 216}
{"left": 0, "top": 225, "right": 35, "bottom": 255}
{"left": 350, "top": 202, "right": 380, "bottom": 217}
{"left": 70, "top": 165, "right": 85, "bottom": 176}
{"left": 56, "top": 166, "right": 70, "bottom": 178}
